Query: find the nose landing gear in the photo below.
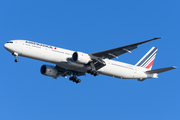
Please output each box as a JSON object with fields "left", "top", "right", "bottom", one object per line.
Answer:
{"left": 12, "top": 52, "right": 19, "bottom": 62}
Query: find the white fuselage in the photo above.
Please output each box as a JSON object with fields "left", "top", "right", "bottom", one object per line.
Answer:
{"left": 4, "top": 40, "right": 157, "bottom": 79}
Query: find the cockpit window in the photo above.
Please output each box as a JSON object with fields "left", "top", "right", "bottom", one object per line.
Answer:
{"left": 7, "top": 41, "right": 13, "bottom": 43}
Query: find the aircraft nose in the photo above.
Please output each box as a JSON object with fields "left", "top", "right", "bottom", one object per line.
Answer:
{"left": 4, "top": 43, "right": 7, "bottom": 49}
{"left": 4, "top": 43, "right": 10, "bottom": 51}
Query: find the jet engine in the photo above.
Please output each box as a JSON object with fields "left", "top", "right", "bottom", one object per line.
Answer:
{"left": 40, "top": 65, "right": 58, "bottom": 77}
{"left": 72, "top": 52, "right": 92, "bottom": 64}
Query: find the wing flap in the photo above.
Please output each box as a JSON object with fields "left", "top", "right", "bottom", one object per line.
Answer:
{"left": 146, "top": 66, "right": 177, "bottom": 74}
{"left": 55, "top": 65, "right": 85, "bottom": 76}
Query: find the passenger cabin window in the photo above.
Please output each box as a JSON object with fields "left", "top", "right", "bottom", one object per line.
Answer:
{"left": 7, "top": 41, "right": 13, "bottom": 43}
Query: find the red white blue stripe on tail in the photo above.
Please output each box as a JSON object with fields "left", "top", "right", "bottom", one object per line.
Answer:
{"left": 135, "top": 47, "right": 158, "bottom": 70}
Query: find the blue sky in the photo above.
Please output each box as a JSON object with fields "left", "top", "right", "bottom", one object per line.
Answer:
{"left": 1, "top": 0, "right": 179, "bottom": 120}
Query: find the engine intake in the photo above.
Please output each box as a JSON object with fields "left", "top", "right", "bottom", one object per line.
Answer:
{"left": 40, "top": 65, "right": 58, "bottom": 77}
{"left": 72, "top": 52, "right": 92, "bottom": 64}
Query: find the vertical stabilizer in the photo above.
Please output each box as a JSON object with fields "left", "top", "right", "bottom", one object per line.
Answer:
{"left": 135, "top": 47, "right": 158, "bottom": 70}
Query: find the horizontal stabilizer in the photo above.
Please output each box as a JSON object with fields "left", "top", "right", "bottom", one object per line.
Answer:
{"left": 146, "top": 66, "right": 177, "bottom": 74}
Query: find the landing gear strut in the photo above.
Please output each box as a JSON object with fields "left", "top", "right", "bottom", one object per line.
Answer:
{"left": 69, "top": 73, "right": 81, "bottom": 84}
{"left": 12, "top": 52, "right": 19, "bottom": 62}
{"left": 87, "top": 62, "right": 99, "bottom": 76}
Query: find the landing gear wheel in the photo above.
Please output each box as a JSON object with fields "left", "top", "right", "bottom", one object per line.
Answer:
{"left": 15, "top": 59, "right": 19, "bottom": 62}
{"left": 78, "top": 79, "right": 81, "bottom": 83}
{"left": 87, "top": 70, "right": 99, "bottom": 76}
{"left": 74, "top": 77, "right": 78, "bottom": 82}
{"left": 69, "top": 77, "right": 73, "bottom": 81}
{"left": 93, "top": 72, "right": 99, "bottom": 76}
{"left": 75, "top": 79, "right": 81, "bottom": 84}
{"left": 69, "top": 76, "right": 81, "bottom": 83}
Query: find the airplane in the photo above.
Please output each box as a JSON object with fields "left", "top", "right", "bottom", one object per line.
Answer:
{"left": 4, "top": 37, "right": 177, "bottom": 83}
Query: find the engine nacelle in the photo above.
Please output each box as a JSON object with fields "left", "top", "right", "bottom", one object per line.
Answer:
{"left": 72, "top": 52, "right": 92, "bottom": 64}
{"left": 40, "top": 65, "right": 58, "bottom": 77}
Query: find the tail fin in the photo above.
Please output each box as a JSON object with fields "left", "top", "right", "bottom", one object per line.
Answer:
{"left": 135, "top": 47, "right": 158, "bottom": 70}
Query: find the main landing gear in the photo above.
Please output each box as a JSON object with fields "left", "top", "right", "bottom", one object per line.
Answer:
{"left": 87, "top": 62, "right": 99, "bottom": 76}
{"left": 69, "top": 77, "right": 81, "bottom": 83}
{"left": 87, "top": 70, "right": 99, "bottom": 76}
{"left": 12, "top": 52, "right": 19, "bottom": 62}
{"left": 69, "top": 73, "right": 81, "bottom": 84}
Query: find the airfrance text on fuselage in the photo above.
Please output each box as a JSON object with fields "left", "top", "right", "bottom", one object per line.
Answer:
{"left": 26, "top": 41, "right": 53, "bottom": 49}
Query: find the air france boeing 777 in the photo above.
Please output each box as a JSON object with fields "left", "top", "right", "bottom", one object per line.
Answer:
{"left": 4, "top": 37, "right": 176, "bottom": 83}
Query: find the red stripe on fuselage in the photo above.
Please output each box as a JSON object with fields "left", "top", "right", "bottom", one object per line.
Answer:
{"left": 146, "top": 59, "right": 154, "bottom": 69}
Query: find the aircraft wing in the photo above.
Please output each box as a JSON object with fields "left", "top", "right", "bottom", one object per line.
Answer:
{"left": 53, "top": 65, "right": 85, "bottom": 79}
{"left": 91, "top": 37, "right": 162, "bottom": 59}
